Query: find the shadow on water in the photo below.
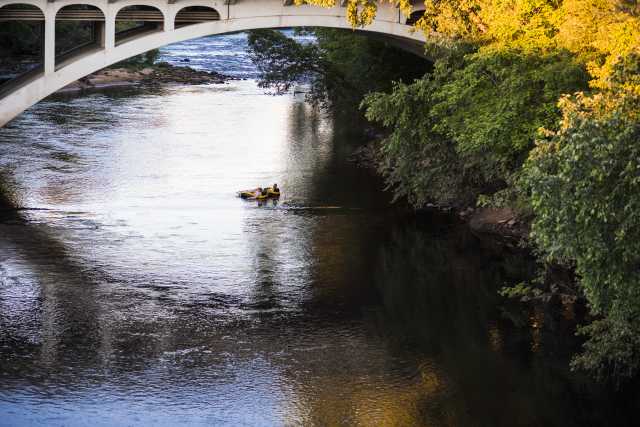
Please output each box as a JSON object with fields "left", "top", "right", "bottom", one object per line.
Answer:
{"left": 372, "top": 212, "right": 640, "bottom": 426}
{"left": 284, "top": 100, "right": 390, "bottom": 209}
{"left": 0, "top": 174, "right": 109, "bottom": 373}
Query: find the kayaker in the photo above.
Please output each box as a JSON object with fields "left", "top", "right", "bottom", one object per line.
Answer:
{"left": 254, "top": 187, "right": 263, "bottom": 197}
{"left": 272, "top": 183, "right": 279, "bottom": 193}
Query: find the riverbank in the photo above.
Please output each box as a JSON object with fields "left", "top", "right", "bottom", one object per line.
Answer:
{"left": 350, "top": 142, "right": 529, "bottom": 245}
{"left": 349, "top": 138, "right": 586, "bottom": 320}
{"left": 0, "top": 59, "right": 235, "bottom": 94}
{"left": 462, "top": 206, "right": 528, "bottom": 243}
{"left": 59, "top": 61, "right": 235, "bottom": 93}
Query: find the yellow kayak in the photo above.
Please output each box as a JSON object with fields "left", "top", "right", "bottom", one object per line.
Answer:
{"left": 238, "top": 187, "right": 281, "bottom": 200}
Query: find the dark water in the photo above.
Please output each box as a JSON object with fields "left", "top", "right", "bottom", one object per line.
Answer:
{"left": 0, "top": 35, "right": 637, "bottom": 426}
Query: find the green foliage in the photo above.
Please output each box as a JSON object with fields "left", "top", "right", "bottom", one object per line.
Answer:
{"left": 522, "top": 92, "right": 640, "bottom": 380}
{"left": 55, "top": 22, "right": 95, "bottom": 56}
{"left": 0, "top": 19, "right": 158, "bottom": 68}
{"left": 0, "top": 21, "right": 95, "bottom": 60}
{"left": 247, "top": 29, "right": 322, "bottom": 94}
{"left": 360, "top": 0, "right": 640, "bottom": 383}
{"left": 247, "top": 28, "right": 428, "bottom": 117}
{"left": 499, "top": 282, "right": 543, "bottom": 301}
{"left": 315, "top": 28, "right": 427, "bottom": 113}
{"left": 433, "top": 49, "right": 588, "bottom": 178}
{"left": 572, "top": 317, "right": 640, "bottom": 385}
{"left": 364, "top": 74, "right": 474, "bottom": 206}
{"left": 0, "top": 22, "right": 41, "bottom": 57}
{"left": 362, "top": 47, "right": 588, "bottom": 208}
{"left": 295, "top": 0, "right": 413, "bottom": 27}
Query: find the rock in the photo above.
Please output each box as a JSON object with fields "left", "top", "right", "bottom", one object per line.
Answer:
{"left": 53, "top": 60, "right": 233, "bottom": 96}
{"left": 469, "top": 207, "right": 515, "bottom": 234}
{"left": 468, "top": 207, "right": 529, "bottom": 243}
{"left": 459, "top": 207, "right": 476, "bottom": 219}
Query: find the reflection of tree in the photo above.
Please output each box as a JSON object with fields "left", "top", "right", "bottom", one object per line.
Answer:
{"left": 243, "top": 208, "right": 283, "bottom": 311}
{"left": 0, "top": 183, "right": 104, "bottom": 372}
{"left": 260, "top": 103, "right": 452, "bottom": 424}
{"left": 285, "top": 100, "right": 389, "bottom": 209}
{"left": 371, "top": 218, "right": 618, "bottom": 426}
{"left": 278, "top": 100, "right": 325, "bottom": 202}
{"left": 242, "top": 97, "right": 378, "bottom": 313}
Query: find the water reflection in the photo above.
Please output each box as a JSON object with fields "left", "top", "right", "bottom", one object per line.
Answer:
{"left": 0, "top": 79, "right": 406, "bottom": 425}
{"left": 372, "top": 216, "right": 640, "bottom": 426}
{"left": 0, "top": 76, "right": 637, "bottom": 426}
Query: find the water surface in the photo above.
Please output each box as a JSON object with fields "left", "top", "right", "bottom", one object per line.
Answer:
{"left": 0, "top": 34, "right": 637, "bottom": 426}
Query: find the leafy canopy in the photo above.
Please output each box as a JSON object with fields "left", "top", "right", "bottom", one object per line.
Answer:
{"left": 522, "top": 90, "right": 640, "bottom": 382}
{"left": 247, "top": 28, "right": 428, "bottom": 116}
{"left": 294, "top": 0, "right": 413, "bottom": 27}
{"left": 361, "top": 1, "right": 640, "bottom": 382}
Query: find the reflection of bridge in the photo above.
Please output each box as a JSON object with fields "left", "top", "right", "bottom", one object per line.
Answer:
{"left": 0, "top": 0, "right": 427, "bottom": 127}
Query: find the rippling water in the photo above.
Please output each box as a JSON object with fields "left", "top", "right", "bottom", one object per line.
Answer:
{"left": 157, "top": 32, "right": 258, "bottom": 78}
{"left": 0, "top": 35, "right": 637, "bottom": 426}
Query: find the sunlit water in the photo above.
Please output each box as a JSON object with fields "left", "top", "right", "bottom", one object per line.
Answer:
{"left": 0, "top": 35, "right": 637, "bottom": 426}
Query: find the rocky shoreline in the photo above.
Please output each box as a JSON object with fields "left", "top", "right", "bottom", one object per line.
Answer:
{"left": 59, "top": 61, "right": 236, "bottom": 93}
{"left": 350, "top": 141, "right": 529, "bottom": 246}
{"left": 0, "top": 60, "right": 236, "bottom": 93}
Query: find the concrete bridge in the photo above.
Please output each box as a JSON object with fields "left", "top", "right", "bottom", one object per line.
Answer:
{"left": 0, "top": 0, "right": 427, "bottom": 127}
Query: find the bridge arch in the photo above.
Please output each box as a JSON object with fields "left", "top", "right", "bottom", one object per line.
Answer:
{"left": 0, "top": 1, "right": 43, "bottom": 14}
{"left": 53, "top": 4, "right": 106, "bottom": 71}
{"left": 0, "top": 3, "right": 45, "bottom": 98}
{"left": 51, "top": 1, "right": 106, "bottom": 16}
{"left": 54, "top": 3, "right": 106, "bottom": 17}
{"left": 173, "top": 5, "right": 220, "bottom": 29}
{"left": 0, "top": 0, "right": 427, "bottom": 127}
{"left": 113, "top": 3, "right": 166, "bottom": 21}
{"left": 115, "top": 4, "right": 166, "bottom": 45}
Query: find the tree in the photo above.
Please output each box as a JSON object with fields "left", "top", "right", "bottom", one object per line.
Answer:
{"left": 363, "top": 69, "right": 474, "bottom": 207}
{"left": 359, "top": 0, "right": 640, "bottom": 381}
{"left": 247, "top": 29, "right": 323, "bottom": 94}
{"left": 362, "top": 46, "right": 588, "bottom": 208}
{"left": 0, "top": 22, "right": 42, "bottom": 58}
{"left": 520, "top": 78, "right": 640, "bottom": 381}
{"left": 294, "top": 0, "right": 413, "bottom": 27}
{"left": 246, "top": 28, "right": 428, "bottom": 117}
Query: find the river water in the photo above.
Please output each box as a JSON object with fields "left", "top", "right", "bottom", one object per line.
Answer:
{"left": 0, "top": 34, "right": 637, "bottom": 426}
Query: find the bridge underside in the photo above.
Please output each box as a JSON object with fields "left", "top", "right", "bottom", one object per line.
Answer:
{"left": 0, "top": 0, "right": 427, "bottom": 127}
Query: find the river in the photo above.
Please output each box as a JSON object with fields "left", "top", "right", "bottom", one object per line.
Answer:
{"left": 0, "top": 33, "right": 636, "bottom": 426}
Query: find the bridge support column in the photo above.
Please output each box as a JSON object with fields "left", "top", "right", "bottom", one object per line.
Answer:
{"left": 165, "top": 14, "right": 174, "bottom": 31}
{"left": 44, "top": 11, "right": 55, "bottom": 74}
{"left": 105, "top": 14, "right": 115, "bottom": 50}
